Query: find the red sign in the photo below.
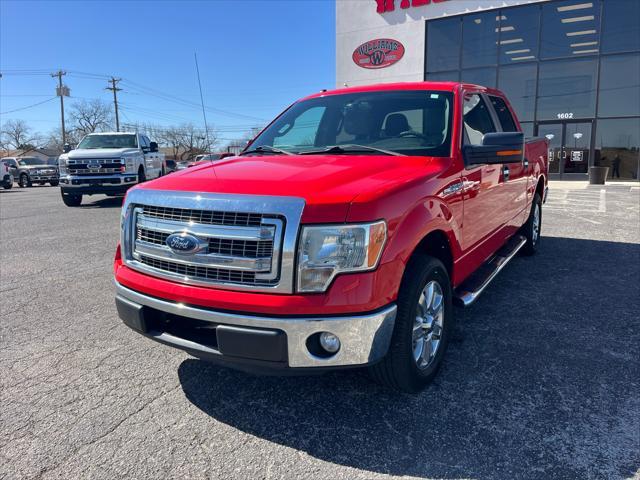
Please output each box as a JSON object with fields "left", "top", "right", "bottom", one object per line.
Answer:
{"left": 352, "top": 38, "right": 405, "bottom": 69}
{"left": 376, "top": 0, "right": 450, "bottom": 14}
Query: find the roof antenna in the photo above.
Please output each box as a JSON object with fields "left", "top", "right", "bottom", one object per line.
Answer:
{"left": 194, "top": 52, "right": 211, "bottom": 162}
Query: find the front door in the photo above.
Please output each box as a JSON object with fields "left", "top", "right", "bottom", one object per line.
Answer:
{"left": 536, "top": 121, "right": 592, "bottom": 178}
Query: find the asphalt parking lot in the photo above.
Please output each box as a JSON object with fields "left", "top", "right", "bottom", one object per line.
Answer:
{"left": 1, "top": 183, "right": 639, "bottom": 480}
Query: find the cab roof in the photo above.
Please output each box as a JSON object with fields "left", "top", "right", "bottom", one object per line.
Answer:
{"left": 303, "top": 81, "right": 502, "bottom": 100}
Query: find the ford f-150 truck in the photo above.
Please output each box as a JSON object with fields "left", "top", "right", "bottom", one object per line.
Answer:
{"left": 114, "top": 82, "right": 548, "bottom": 392}
{"left": 58, "top": 132, "right": 164, "bottom": 206}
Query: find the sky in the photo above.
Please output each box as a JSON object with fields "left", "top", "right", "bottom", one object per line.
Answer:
{"left": 0, "top": 0, "right": 336, "bottom": 146}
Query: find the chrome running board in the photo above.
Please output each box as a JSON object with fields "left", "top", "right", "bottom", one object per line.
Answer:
{"left": 454, "top": 234, "right": 527, "bottom": 307}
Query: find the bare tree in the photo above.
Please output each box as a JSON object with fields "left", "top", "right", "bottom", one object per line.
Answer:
{"left": 69, "top": 99, "right": 113, "bottom": 137}
{"left": 1, "top": 119, "right": 41, "bottom": 150}
{"left": 44, "top": 127, "right": 82, "bottom": 152}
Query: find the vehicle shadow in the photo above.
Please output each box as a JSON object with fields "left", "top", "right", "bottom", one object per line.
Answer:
{"left": 177, "top": 237, "right": 640, "bottom": 479}
{"left": 79, "top": 196, "right": 124, "bottom": 209}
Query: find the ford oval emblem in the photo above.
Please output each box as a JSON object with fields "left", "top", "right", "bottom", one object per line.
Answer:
{"left": 166, "top": 233, "right": 204, "bottom": 254}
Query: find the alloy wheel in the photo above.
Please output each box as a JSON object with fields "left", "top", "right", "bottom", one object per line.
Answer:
{"left": 413, "top": 280, "right": 445, "bottom": 369}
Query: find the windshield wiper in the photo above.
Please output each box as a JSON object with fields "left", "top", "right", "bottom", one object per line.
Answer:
{"left": 239, "top": 145, "right": 294, "bottom": 156}
{"left": 299, "top": 144, "right": 404, "bottom": 156}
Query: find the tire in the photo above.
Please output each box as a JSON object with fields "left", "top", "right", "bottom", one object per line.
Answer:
{"left": 160, "top": 166, "right": 166, "bottom": 177}
{"left": 50, "top": 180, "right": 59, "bottom": 187}
{"left": 370, "top": 254, "right": 453, "bottom": 393}
{"left": 19, "top": 174, "right": 31, "bottom": 188}
{"left": 521, "top": 193, "right": 542, "bottom": 256}
{"left": 61, "top": 191, "right": 82, "bottom": 207}
{"left": 3, "top": 180, "right": 12, "bottom": 190}
{"left": 138, "top": 167, "right": 146, "bottom": 184}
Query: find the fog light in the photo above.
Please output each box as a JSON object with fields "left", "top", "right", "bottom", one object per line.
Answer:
{"left": 319, "top": 332, "right": 340, "bottom": 353}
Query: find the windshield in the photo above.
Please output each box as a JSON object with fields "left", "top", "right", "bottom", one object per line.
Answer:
{"left": 77, "top": 134, "right": 137, "bottom": 149}
{"left": 249, "top": 90, "right": 453, "bottom": 157}
{"left": 18, "top": 158, "right": 44, "bottom": 166}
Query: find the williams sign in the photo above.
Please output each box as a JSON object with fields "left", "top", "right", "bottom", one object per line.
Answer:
{"left": 352, "top": 38, "right": 405, "bottom": 69}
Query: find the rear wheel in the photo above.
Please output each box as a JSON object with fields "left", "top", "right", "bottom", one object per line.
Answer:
{"left": 3, "top": 179, "right": 12, "bottom": 190}
{"left": 61, "top": 191, "right": 82, "bottom": 207}
{"left": 521, "top": 193, "right": 542, "bottom": 256}
{"left": 19, "top": 174, "right": 31, "bottom": 188}
{"left": 370, "top": 254, "right": 453, "bottom": 393}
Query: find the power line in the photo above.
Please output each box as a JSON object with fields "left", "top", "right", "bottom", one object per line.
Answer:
{"left": 0, "top": 97, "right": 57, "bottom": 114}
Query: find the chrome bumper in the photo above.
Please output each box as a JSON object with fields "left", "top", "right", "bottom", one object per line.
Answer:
{"left": 60, "top": 173, "right": 138, "bottom": 188}
{"left": 115, "top": 282, "right": 396, "bottom": 368}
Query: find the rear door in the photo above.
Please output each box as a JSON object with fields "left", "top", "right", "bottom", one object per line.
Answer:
{"left": 460, "top": 92, "right": 504, "bottom": 259}
{"left": 488, "top": 94, "right": 528, "bottom": 232}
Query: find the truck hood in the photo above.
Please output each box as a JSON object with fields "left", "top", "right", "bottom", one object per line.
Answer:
{"left": 67, "top": 148, "right": 138, "bottom": 159}
{"left": 141, "top": 154, "right": 442, "bottom": 222}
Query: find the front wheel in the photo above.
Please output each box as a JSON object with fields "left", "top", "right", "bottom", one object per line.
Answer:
{"left": 61, "top": 191, "right": 82, "bottom": 207}
{"left": 521, "top": 193, "right": 542, "bottom": 256}
{"left": 370, "top": 254, "right": 453, "bottom": 393}
{"left": 49, "top": 180, "right": 59, "bottom": 187}
{"left": 19, "top": 174, "right": 31, "bottom": 188}
{"left": 138, "top": 167, "right": 146, "bottom": 184}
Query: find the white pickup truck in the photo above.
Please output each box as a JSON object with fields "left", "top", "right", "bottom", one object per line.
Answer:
{"left": 58, "top": 132, "right": 165, "bottom": 206}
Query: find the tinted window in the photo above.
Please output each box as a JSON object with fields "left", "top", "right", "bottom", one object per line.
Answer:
{"left": 77, "top": 134, "right": 138, "bottom": 149}
{"left": 490, "top": 96, "right": 518, "bottom": 132}
{"left": 252, "top": 91, "right": 454, "bottom": 157}
{"left": 499, "top": 5, "right": 540, "bottom": 64}
{"left": 17, "top": 158, "right": 43, "bottom": 166}
{"left": 426, "top": 18, "right": 461, "bottom": 72}
{"left": 595, "top": 118, "right": 640, "bottom": 180}
{"left": 461, "top": 68, "right": 496, "bottom": 88}
{"left": 497, "top": 63, "right": 537, "bottom": 121}
{"left": 463, "top": 94, "right": 496, "bottom": 145}
{"left": 598, "top": 53, "right": 640, "bottom": 117}
{"left": 462, "top": 12, "right": 498, "bottom": 68}
{"left": 601, "top": 0, "right": 640, "bottom": 54}
{"left": 541, "top": 0, "right": 600, "bottom": 59}
{"left": 537, "top": 57, "right": 597, "bottom": 120}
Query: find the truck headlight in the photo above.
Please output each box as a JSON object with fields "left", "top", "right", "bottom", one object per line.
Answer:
{"left": 58, "top": 157, "right": 68, "bottom": 174}
{"left": 297, "top": 221, "right": 387, "bottom": 293}
{"left": 121, "top": 156, "right": 134, "bottom": 172}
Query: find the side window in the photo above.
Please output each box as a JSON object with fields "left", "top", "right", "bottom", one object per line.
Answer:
{"left": 140, "top": 136, "right": 149, "bottom": 150}
{"left": 463, "top": 94, "right": 496, "bottom": 145}
{"left": 273, "top": 106, "right": 326, "bottom": 148}
{"left": 490, "top": 96, "right": 518, "bottom": 132}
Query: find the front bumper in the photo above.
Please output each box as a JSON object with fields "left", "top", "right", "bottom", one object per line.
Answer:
{"left": 115, "top": 281, "right": 396, "bottom": 371}
{"left": 60, "top": 174, "right": 137, "bottom": 194}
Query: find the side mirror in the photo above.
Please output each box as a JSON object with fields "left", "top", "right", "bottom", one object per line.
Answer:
{"left": 463, "top": 132, "right": 524, "bottom": 165}
{"left": 149, "top": 142, "right": 159, "bottom": 153}
{"left": 63, "top": 143, "right": 73, "bottom": 153}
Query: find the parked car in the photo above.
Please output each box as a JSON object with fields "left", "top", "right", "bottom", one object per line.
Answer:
{"left": 1, "top": 157, "right": 59, "bottom": 188}
{"left": 1, "top": 160, "right": 14, "bottom": 189}
{"left": 114, "top": 82, "right": 548, "bottom": 392}
{"left": 57, "top": 132, "right": 164, "bottom": 207}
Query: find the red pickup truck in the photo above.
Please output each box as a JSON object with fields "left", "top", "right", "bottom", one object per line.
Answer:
{"left": 114, "top": 82, "right": 548, "bottom": 392}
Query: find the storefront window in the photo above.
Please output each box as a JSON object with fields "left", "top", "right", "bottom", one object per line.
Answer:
{"left": 497, "top": 63, "right": 537, "bottom": 121}
{"left": 426, "top": 18, "right": 461, "bottom": 73}
{"left": 499, "top": 5, "right": 540, "bottom": 64}
{"left": 520, "top": 122, "right": 534, "bottom": 138}
{"left": 462, "top": 12, "right": 498, "bottom": 68}
{"left": 598, "top": 53, "right": 640, "bottom": 117}
{"left": 601, "top": 0, "right": 640, "bottom": 54}
{"left": 460, "top": 68, "right": 496, "bottom": 88}
{"left": 537, "top": 58, "right": 597, "bottom": 120}
{"left": 426, "top": 71, "right": 459, "bottom": 82}
{"left": 541, "top": 0, "right": 601, "bottom": 59}
{"left": 595, "top": 118, "right": 640, "bottom": 180}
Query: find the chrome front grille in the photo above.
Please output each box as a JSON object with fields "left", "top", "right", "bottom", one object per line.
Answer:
{"left": 67, "top": 159, "right": 123, "bottom": 175}
{"left": 121, "top": 189, "right": 305, "bottom": 293}
{"left": 141, "top": 205, "right": 263, "bottom": 227}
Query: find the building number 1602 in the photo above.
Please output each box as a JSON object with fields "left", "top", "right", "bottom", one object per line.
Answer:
{"left": 557, "top": 112, "right": 574, "bottom": 119}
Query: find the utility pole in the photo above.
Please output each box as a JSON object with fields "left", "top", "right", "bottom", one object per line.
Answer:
{"left": 51, "top": 70, "right": 67, "bottom": 145}
{"left": 106, "top": 77, "right": 122, "bottom": 132}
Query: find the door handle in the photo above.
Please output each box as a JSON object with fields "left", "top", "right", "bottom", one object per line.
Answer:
{"left": 503, "top": 165, "right": 510, "bottom": 181}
